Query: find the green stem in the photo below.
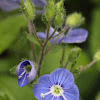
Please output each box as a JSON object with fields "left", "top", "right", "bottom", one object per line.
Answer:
{"left": 60, "top": 48, "right": 65, "bottom": 67}
{"left": 30, "top": 20, "right": 43, "bottom": 47}
{"left": 80, "top": 60, "right": 96, "bottom": 72}
{"left": 28, "top": 20, "right": 37, "bottom": 62}
{"left": 44, "top": 24, "right": 69, "bottom": 55}
{"left": 37, "top": 25, "right": 50, "bottom": 77}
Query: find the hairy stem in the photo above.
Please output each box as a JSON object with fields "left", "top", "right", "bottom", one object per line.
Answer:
{"left": 37, "top": 25, "right": 50, "bottom": 77}
{"left": 60, "top": 48, "right": 65, "bottom": 67}
{"left": 28, "top": 20, "right": 37, "bottom": 62}
{"left": 80, "top": 60, "right": 96, "bottom": 72}
{"left": 44, "top": 24, "right": 69, "bottom": 55}
{"left": 64, "top": 61, "right": 69, "bottom": 68}
{"left": 30, "top": 20, "right": 43, "bottom": 47}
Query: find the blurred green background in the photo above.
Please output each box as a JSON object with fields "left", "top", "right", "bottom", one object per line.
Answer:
{"left": 0, "top": 0, "right": 100, "bottom": 100}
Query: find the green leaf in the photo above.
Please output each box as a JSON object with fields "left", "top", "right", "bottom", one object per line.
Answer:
{"left": 96, "top": 92, "right": 100, "bottom": 100}
{"left": 26, "top": 33, "right": 40, "bottom": 46}
{"left": 89, "top": 7, "right": 100, "bottom": 71}
{"left": 0, "top": 15, "right": 26, "bottom": 54}
{"left": 0, "top": 75, "right": 36, "bottom": 100}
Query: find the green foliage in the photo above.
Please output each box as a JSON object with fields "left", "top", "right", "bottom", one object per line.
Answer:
{"left": 54, "top": 0, "right": 65, "bottom": 26}
{"left": 89, "top": 7, "right": 100, "bottom": 71}
{"left": 10, "top": 65, "right": 17, "bottom": 76}
{"left": 0, "top": 90, "right": 10, "bottom": 100}
{"left": 45, "top": 0, "right": 56, "bottom": 21}
{"left": 41, "top": 45, "right": 88, "bottom": 74}
{"left": 66, "top": 12, "right": 85, "bottom": 27}
{"left": 0, "top": 75, "right": 36, "bottom": 100}
{"left": 0, "top": 15, "right": 26, "bottom": 54}
{"left": 94, "top": 50, "right": 100, "bottom": 61}
{"left": 96, "top": 92, "right": 100, "bottom": 100}
{"left": 20, "top": 0, "right": 35, "bottom": 20}
{"left": 67, "top": 47, "right": 82, "bottom": 63}
{"left": 26, "top": 33, "right": 40, "bottom": 46}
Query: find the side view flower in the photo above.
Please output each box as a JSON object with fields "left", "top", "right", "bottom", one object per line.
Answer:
{"left": 16, "top": 60, "right": 37, "bottom": 87}
{"left": 0, "top": 0, "right": 46, "bottom": 14}
{"left": 37, "top": 27, "right": 88, "bottom": 44}
{"left": 33, "top": 68, "right": 79, "bottom": 100}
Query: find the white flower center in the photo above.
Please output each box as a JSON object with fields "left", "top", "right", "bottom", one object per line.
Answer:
{"left": 40, "top": 85, "right": 67, "bottom": 100}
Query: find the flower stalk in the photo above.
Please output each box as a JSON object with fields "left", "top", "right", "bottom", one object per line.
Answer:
{"left": 28, "top": 20, "right": 37, "bottom": 62}
{"left": 44, "top": 24, "right": 69, "bottom": 55}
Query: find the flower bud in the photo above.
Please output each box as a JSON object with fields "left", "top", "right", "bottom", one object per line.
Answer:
{"left": 20, "top": 0, "right": 35, "bottom": 20}
{"left": 45, "top": 0, "right": 56, "bottom": 21}
{"left": 94, "top": 50, "right": 100, "bottom": 61}
{"left": 66, "top": 12, "right": 85, "bottom": 27}
{"left": 67, "top": 47, "right": 82, "bottom": 63}
{"left": 54, "top": 0, "right": 64, "bottom": 26}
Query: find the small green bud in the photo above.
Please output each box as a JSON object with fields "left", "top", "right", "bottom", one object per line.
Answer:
{"left": 54, "top": 0, "right": 65, "bottom": 26}
{"left": 66, "top": 12, "right": 85, "bottom": 27}
{"left": 94, "top": 50, "right": 100, "bottom": 61}
{"left": 67, "top": 47, "right": 82, "bottom": 63}
{"left": 20, "top": 0, "right": 35, "bottom": 20}
{"left": 45, "top": 0, "right": 56, "bottom": 21}
{"left": 54, "top": 8, "right": 62, "bottom": 26}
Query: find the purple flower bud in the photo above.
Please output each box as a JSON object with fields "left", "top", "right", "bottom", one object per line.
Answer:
{"left": 16, "top": 60, "right": 37, "bottom": 87}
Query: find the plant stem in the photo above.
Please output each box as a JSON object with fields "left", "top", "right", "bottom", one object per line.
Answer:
{"left": 37, "top": 25, "right": 50, "bottom": 77}
{"left": 60, "top": 48, "right": 65, "bottom": 67}
{"left": 44, "top": 24, "right": 69, "bottom": 55}
{"left": 80, "top": 60, "right": 96, "bottom": 72}
{"left": 28, "top": 20, "right": 37, "bottom": 62}
{"left": 30, "top": 20, "right": 43, "bottom": 47}
{"left": 37, "top": 40, "right": 48, "bottom": 77}
{"left": 64, "top": 61, "right": 69, "bottom": 68}
{"left": 48, "top": 27, "right": 58, "bottom": 40}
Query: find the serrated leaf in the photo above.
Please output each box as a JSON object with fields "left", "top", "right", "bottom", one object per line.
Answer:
{"left": 0, "top": 14, "right": 26, "bottom": 54}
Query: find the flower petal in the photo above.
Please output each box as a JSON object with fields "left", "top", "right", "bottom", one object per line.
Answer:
{"left": 37, "top": 27, "right": 61, "bottom": 44}
{"left": 37, "top": 32, "right": 46, "bottom": 39}
{"left": 18, "top": 72, "right": 29, "bottom": 87}
{"left": 0, "top": 0, "right": 19, "bottom": 12}
{"left": 0, "top": 0, "right": 46, "bottom": 12}
{"left": 16, "top": 60, "right": 36, "bottom": 87}
{"left": 32, "top": 0, "right": 46, "bottom": 8}
{"left": 33, "top": 74, "right": 53, "bottom": 100}
{"left": 62, "top": 28, "right": 88, "bottom": 43}
{"left": 50, "top": 68, "right": 74, "bottom": 89}
{"left": 64, "top": 85, "right": 79, "bottom": 100}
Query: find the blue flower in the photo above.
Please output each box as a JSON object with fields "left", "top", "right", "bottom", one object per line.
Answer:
{"left": 16, "top": 60, "right": 37, "bottom": 87}
{"left": 33, "top": 68, "right": 79, "bottom": 100}
{"left": 0, "top": 0, "right": 46, "bottom": 14}
{"left": 37, "top": 27, "right": 88, "bottom": 44}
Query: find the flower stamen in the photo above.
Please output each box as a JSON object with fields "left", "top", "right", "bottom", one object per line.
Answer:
{"left": 18, "top": 70, "right": 26, "bottom": 79}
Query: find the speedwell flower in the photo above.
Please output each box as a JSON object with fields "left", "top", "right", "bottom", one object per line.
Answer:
{"left": 33, "top": 68, "right": 79, "bottom": 100}
{"left": 0, "top": 0, "right": 46, "bottom": 14}
{"left": 16, "top": 60, "right": 37, "bottom": 87}
{"left": 37, "top": 27, "right": 88, "bottom": 44}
